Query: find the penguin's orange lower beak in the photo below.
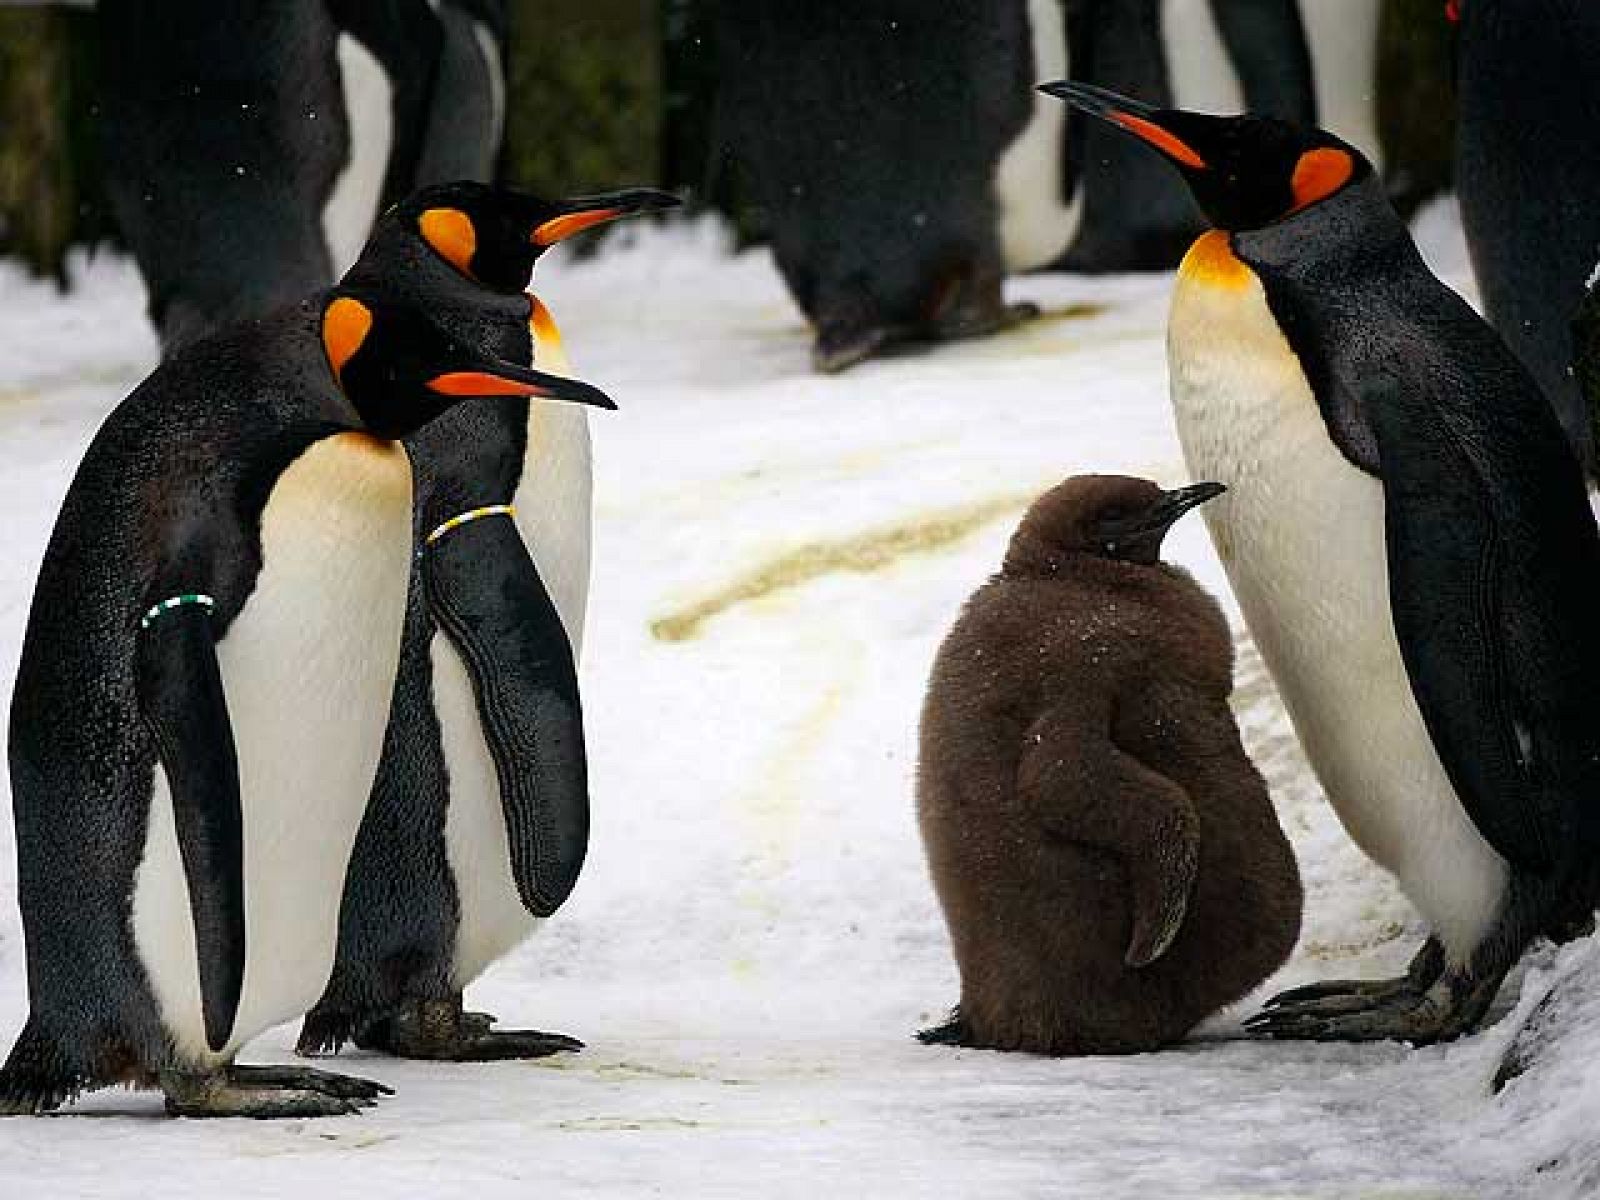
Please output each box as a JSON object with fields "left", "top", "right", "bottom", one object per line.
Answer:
{"left": 532, "top": 188, "right": 682, "bottom": 246}
{"left": 1037, "top": 80, "right": 1207, "bottom": 170}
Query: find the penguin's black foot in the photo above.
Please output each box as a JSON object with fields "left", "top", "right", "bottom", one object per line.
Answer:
{"left": 916, "top": 1007, "right": 975, "bottom": 1047}
{"left": 812, "top": 324, "right": 891, "bottom": 375}
{"left": 356, "top": 998, "right": 583, "bottom": 1062}
{"left": 931, "top": 300, "right": 1040, "bottom": 343}
{"left": 160, "top": 1063, "right": 392, "bottom": 1119}
{"left": 1243, "top": 971, "right": 1499, "bottom": 1045}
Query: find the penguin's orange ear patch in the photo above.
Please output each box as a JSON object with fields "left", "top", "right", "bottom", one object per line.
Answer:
{"left": 419, "top": 207, "right": 478, "bottom": 277}
{"left": 322, "top": 297, "right": 373, "bottom": 381}
{"left": 1290, "top": 148, "right": 1354, "bottom": 213}
{"left": 533, "top": 209, "right": 623, "bottom": 247}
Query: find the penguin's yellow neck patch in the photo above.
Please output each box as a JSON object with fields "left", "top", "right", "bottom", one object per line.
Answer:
{"left": 529, "top": 293, "right": 572, "bottom": 374}
{"left": 1179, "top": 231, "right": 1252, "bottom": 291}
{"left": 419, "top": 207, "right": 478, "bottom": 278}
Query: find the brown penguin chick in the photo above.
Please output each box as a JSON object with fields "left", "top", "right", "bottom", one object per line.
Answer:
{"left": 916, "top": 475, "right": 1302, "bottom": 1055}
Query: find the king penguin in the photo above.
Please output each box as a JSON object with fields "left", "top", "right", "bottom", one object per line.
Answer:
{"left": 1041, "top": 81, "right": 1600, "bottom": 1042}
{"left": 98, "top": 0, "right": 508, "bottom": 354}
{"left": 715, "top": 0, "right": 1043, "bottom": 373}
{"left": 298, "top": 182, "right": 679, "bottom": 1061}
{"left": 1454, "top": 0, "right": 1600, "bottom": 477}
{"left": 0, "top": 277, "right": 614, "bottom": 1117}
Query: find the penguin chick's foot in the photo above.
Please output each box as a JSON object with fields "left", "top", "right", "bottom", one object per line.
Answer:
{"left": 356, "top": 998, "right": 584, "bottom": 1062}
{"left": 160, "top": 1064, "right": 392, "bottom": 1119}
{"left": 1243, "top": 970, "right": 1502, "bottom": 1045}
{"left": 915, "top": 1007, "right": 975, "bottom": 1047}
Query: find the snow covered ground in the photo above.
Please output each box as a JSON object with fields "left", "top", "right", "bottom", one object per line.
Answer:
{"left": 0, "top": 207, "right": 1590, "bottom": 1197}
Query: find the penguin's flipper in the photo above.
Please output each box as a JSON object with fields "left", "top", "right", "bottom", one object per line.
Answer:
{"left": 424, "top": 516, "right": 589, "bottom": 918}
{"left": 135, "top": 603, "right": 245, "bottom": 1054}
{"left": 1368, "top": 373, "right": 1572, "bottom": 874}
{"left": 1017, "top": 704, "right": 1200, "bottom": 968}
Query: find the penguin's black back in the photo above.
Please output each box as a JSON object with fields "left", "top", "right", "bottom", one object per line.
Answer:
{"left": 714, "top": 1, "right": 1034, "bottom": 335}
{"left": 97, "top": 1, "right": 348, "bottom": 353}
{"left": 1455, "top": 0, "right": 1600, "bottom": 475}
{"left": 1237, "top": 176, "right": 1600, "bottom": 874}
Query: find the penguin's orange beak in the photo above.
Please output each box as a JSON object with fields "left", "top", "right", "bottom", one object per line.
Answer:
{"left": 1038, "top": 80, "right": 1207, "bottom": 169}
{"left": 531, "top": 188, "right": 682, "bottom": 247}
{"left": 427, "top": 359, "right": 616, "bottom": 409}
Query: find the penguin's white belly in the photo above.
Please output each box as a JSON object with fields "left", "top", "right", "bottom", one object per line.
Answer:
{"left": 443, "top": 404, "right": 592, "bottom": 984}
{"left": 1167, "top": 247, "right": 1506, "bottom": 959}
{"left": 131, "top": 435, "right": 413, "bottom": 1064}
{"left": 994, "top": 0, "right": 1079, "bottom": 271}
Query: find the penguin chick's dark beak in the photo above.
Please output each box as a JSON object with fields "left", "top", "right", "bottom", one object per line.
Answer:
{"left": 428, "top": 360, "right": 618, "bottom": 410}
{"left": 1100, "top": 482, "right": 1227, "bottom": 548}
{"left": 1150, "top": 481, "right": 1228, "bottom": 528}
{"left": 532, "top": 188, "right": 683, "bottom": 247}
{"left": 1037, "top": 80, "right": 1206, "bottom": 170}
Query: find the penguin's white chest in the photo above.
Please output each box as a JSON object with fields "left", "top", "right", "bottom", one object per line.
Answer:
{"left": 437, "top": 389, "right": 594, "bottom": 987}
{"left": 131, "top": 435, "right": 413, "bottom": 1063}
{"left": 1167, "top": 236, "right": 1506, "bottom": 959}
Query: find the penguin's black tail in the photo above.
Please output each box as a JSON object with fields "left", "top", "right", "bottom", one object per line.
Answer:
{"left": 0, "top": 1018, "right": 91, "bottom": 1114}
{"left": 295, "top": 1008, "right": 356, "bottom": 1059}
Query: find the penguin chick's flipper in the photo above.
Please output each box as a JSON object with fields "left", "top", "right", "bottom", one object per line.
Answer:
{"left": 160, "top": 1064, "right": 391, "bottom": 1119}
{"left": 1016, "top": 704, "right": 1200, "bottom": 968}
{"left": 424, "top": 512, "right": 590, "bottom": 919}
{"left": 353, "top": 997, "right": 583, "bottom": 1062}
{"left": 135, "top": 600, "right": 245, "bottom": 1055}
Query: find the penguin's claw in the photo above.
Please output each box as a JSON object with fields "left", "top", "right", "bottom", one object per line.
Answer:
{"left": 1244, "top": 974, "right": 1494, "bottom": 1045}
{"left": 447, "top": 1029, "right": 586, "bottom": 1062}
{"left": 1259, "top": 975, "right": 1417, "bottom": 1011}
{"left": 160, "top": 1064, "right": 391, "bottom": 1119}
{"left": 229, "top": 1064, "right": 393, "bottom": 1099}
{"left": 356, "top": 1000, "right": 583, "bottom": 1061}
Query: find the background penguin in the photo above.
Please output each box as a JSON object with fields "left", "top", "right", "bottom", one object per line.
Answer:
{"left": 714, "top": 0, "right": 1044, "bottom": 374}
{"left": 1062, "top": 0, "right": 1320, "bottom": 272}
{"left": 917, "top": 475, "right": 1301, "bottom": 1054}
{"left": 1454, "top": 0, "right": 1600, "bottom": 477}
{"left": 298, "top": 182, "right": 679, "bottom": 1062}
{"left": 97, "top": 0, "right": 507, "bottom": 354}
{"left": 713, "top": 0, "right": 1362, "bottom": 370}
{"left": 0, "top": 278, "right": 613, "bottom": 1118}
{"left": 1043, "top": 82, "right": 1600, "bottom": 1042}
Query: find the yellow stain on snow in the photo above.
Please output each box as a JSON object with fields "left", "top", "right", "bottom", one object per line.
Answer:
{"left": 649, "top": 491, "right": 1035, "bottom": 643}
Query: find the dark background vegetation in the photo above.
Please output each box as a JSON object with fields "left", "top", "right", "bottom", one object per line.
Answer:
{"left": 0, "top": 0, "right": 1452, "bottom": 283}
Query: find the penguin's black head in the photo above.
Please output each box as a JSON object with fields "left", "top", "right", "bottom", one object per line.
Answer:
{"left": 1006, "top": 475, "right": 1226, "bottom": 573}
{"left": 394, "top": 181, "right": 681, "bottom": 293}
{"left": 319, "top": 289, "right": 616, "bottom": 440}
{"left": 1039, "top": 82, "right": 1369, "bottom": 231}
